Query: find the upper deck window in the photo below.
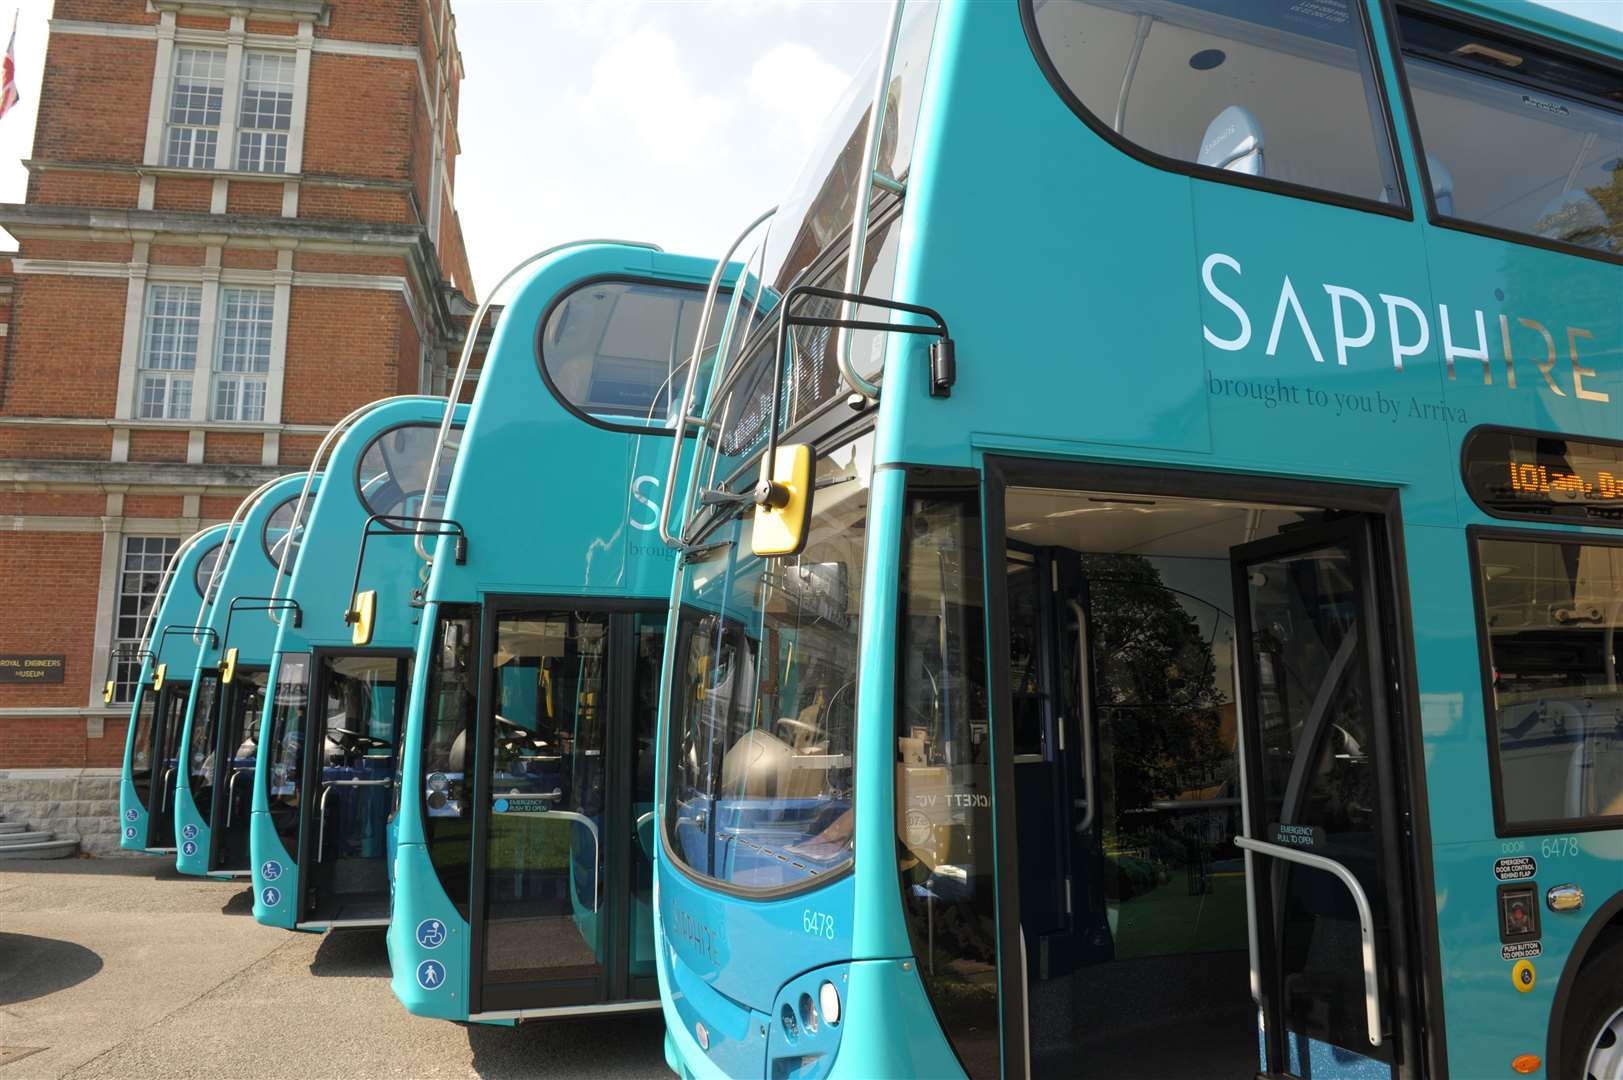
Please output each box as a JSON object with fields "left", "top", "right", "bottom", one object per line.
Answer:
{"left": 1025, "top": 0, "right": 1403, "bottom": 207}
{"left": 355, "top": 423, "right": 460, "bottom": 527}
{"left": 537, "top": 279, "right": 731, "bottom": 429}
{"left": 264, "top": 496, "right": 303, "bottom": 575}
{"left": 194, "top": 542, "right": 224, "bottom": 600}
{"left": 1394, "top": 9, "right": 1623, "bottom": 258}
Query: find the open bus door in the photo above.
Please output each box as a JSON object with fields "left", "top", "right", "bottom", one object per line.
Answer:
{"left": 206, "top": 667, "right": 269, "bottom": 875}
{"left": 293, "top": 651, "right": 410, "bottom": 928}
{"left": 464, "top": 604, "right": 662, "bottom": 1018}
{"left": 1230, "top": 517, "right": 1416, "bottom": 1079}
{"left": 995, "top": 478, "right": 1426, "bottom": 1080}
{"left": 146, "top": 677, "right": 192, "bottom": 852}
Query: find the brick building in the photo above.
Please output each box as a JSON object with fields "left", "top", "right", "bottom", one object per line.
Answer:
{"left": 0, "top": 0, "right": 476, "bottom": 792}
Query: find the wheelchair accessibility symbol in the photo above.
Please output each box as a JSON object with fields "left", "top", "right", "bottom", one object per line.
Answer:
{"left": 261, "top": 860, "right": 282, "bottom": 882}
{"left": 416, "top": 918, "right": 447, "bottom": 950}
{"left": 181, "top": 823, "right": 198, "bottom": 840}
{"left": 261, "top": 886, "right": 281, "bottom": 907}
{"left": 182, "top": 840, "right": 197, "bottom": 857}
{"left": 416, "top": 959, "right": 446, "bottom": 991}
{"left": 125, "top": 808, "right": 137, "bottom": 822}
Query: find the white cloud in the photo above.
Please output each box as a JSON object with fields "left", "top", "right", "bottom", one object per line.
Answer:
{"left": 578, "top": 25, "right": 734, "bottom": 166}
{"left": 746, "top": 42, "right": 850, "bottom": 144}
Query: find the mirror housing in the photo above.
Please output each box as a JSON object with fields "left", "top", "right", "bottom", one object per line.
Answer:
{"left": 152, "top": 663, "right": 167, "bottom": 692}
{"left": 220, "top": 647, "right": 239, "bottom": 685}
{"left": 751, "top": 444, "right": 814, "bottom": 558}
{"left": 348, "top": 590, "right": 377, "bottom": 646}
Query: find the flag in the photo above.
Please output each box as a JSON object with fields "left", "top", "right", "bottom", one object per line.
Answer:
{"left": 0, "top": 12, "right": 19, "bottom": 121}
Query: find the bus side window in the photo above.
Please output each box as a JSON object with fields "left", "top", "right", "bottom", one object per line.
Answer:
{"left": 1026, "top": 0, "right": 1403, "bottom": 204}
{"left": 1475, "top": 536, "right": 1623, "bottom": 829}
{"left": 1395, "top": 9, "right": 1623, "bottom": 255}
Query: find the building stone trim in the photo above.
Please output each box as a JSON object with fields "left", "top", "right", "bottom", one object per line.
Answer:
{"left": 0, "top": 460, "right": 286, "bottom": 487}
{"left": 0, "top": 415, "right": 330, "bottom": 434}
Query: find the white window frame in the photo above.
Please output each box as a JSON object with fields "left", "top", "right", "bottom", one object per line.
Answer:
{"left": 137, "top": 284, "right": 203, "bottom": 420}
{"left": 235, "top": 51, "right": 296, "bottom": 174}
{"left": 111, "top": 536, "right": 181, "bottom": 704}
{"left": 211, "top": 286, "right": 275, "bottom": 421}
{"left": 163, "top": 46, "right": 227, "bottom": 170}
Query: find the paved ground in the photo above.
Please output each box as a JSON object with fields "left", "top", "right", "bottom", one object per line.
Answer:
{"left": 0, "top": 859, "right": 670, "bottom": 1079}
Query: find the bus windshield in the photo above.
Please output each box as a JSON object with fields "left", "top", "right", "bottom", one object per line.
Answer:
{"left": 665, "top": 432, "right": 873, "bottom": 892}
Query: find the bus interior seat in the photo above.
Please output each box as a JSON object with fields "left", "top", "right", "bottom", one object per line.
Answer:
{"left": 1428, "top": 154, "right": 1454, "bottom": 216}
{"left": 1197, "top": 105, "right": 1264, "bottom": 176}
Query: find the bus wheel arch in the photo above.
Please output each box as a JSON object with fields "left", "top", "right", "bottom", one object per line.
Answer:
{"left": 1547, "top": 891, "right": 1623, "bottom": 1079}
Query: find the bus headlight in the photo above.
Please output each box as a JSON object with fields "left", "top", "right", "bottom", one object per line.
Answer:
{"left": 819, "top": 980, "right": 841, "bottom": 1026}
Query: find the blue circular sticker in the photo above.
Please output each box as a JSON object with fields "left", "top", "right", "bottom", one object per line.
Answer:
{"left": 493, "top": 798, "right": 510, "bottom": 813}
{"left": 261, "top": 886, "right": 281, "bottom": 907}
{"left": 416, "top": 959, "right": 446, "bottom": 990}
{"left": 125, "top": 808, "right": 138, "bottom": 822}
{"left": 181, "top": 823, "right": 198, "bottom": 840}
{"left": 182, "top": 840, "right": 197, "bottom": 857}
{"left": 416, "top": 918, "right": 447, "bottom": 950}
{"left": 261, "top": 860, "right": 282, "bottom": 882}
{"left": 124, "top": 826, "right": 137, "bottom": 840}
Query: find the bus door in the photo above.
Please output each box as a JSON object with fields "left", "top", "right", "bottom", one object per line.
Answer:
{"left": 1230, "top": 517, "right": 1415, "bottom": 1078}
{"left": 207, "top": 667, "right": 268, "bottom": 874}
{"left": 468, "top": 606, "right": 663, "bottom": 1017}
{"left": 296, "top": 651, "right": 409, "bottom": 928}
{"left": 147, "top": 678, "right": 192, "bottom": 851}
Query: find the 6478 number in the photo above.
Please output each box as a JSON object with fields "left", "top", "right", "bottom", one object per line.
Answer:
{"left": 802, "top": 909, "right": 835, "bottom": 940}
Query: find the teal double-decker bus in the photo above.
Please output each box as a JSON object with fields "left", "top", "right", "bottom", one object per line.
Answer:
{"left": 654, "top": 3, "right": 1621, "bottom": 1079}
{"left": 172, "top": 472, "right": 312, "bottom": 878}
{"left": 387, "top": 241, "right": 741, "bottom": 1023}
{"left": 250, "top": 395, "right": 464, "bottom": 931}
{"left": 116, "top": 524, "right": 229, "bottom": 855}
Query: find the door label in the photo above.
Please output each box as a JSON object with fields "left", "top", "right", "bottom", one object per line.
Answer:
{"left": 1502, "top": 941, "right": 1542, "bottom": 961}
{"left": 261, "top": 860, "right": 282, "bottom": 882}
{"left": 1268, "top": 823, "right": 1325, "bottom": 848}
{"left": 493, "top": 798, "right": 554, "bottom": 814}
{"left": 1494, "top": 856, "right": 1537, "bottom": 881}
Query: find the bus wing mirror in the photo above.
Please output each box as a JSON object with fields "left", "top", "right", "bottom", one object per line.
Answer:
{"left": 752, "top": 444, "right": 815, "bottom": 558}
{"left": 152, "top": 663, "right": 167, "bottom": 692}
{"left": 348, "top": 590, "right": 377, "bottom": 647}
{"left": 221, "top": 647, "right": 239, "bottom": 685}
{"left": 103, "top": 679, "right": 116, "bottom": 704}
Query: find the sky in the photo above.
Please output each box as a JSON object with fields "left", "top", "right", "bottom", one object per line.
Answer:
{"left": 0, "top": 0, "right": 1617, "bottom": 301}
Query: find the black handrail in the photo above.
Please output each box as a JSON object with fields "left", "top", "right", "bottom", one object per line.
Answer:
{"left": 154, "top": 624, "right": 219, "bottom": 665}
{"left": 756, "top": 284, "right": 953, "bottom": 509}
{"left": 221, "top": 597, "right": 302, "bottom": 657}
{"left": 347, "top": 513, "right": 467, "bottom": 624}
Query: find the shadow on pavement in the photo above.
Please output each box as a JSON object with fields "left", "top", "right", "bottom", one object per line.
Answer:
{"left": 220, "top": 886, "right": 254, "bottom": 916}
{"left": 309, "top": 927, "right": 390, "bottom": 977}
{"left": 467, "top": 1012, "right": 670, "bottom": 1078}
{"left": 0, "top": 932, "right": 104, "bottom": 1005}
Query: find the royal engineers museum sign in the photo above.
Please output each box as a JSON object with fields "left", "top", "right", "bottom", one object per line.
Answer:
{"left": 0, "top": 655, "right": 65, "bottom": 683}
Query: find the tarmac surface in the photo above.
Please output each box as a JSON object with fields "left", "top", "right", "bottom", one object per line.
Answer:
{"left": 0, "top": 858, "right": 670, "bottom": 1079}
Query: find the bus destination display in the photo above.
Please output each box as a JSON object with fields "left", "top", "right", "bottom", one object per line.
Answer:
{"left": 1463, "top": 428, "right": 1623, "bottom": 525}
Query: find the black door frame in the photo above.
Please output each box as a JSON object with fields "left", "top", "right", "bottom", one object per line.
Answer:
{"left": 466, "top": 595, "right": 662, "bottom": 1017}
{"left": 981, "top": 456, "right": 1445, "bottom": 1080}
{"left": 295, "top": 646, "right": 413, "bottom": 922}
{"left": 147, "top": 678, "right": 193, "bottom": 848}
{"left": 206, "top": 664, "right": 268, "bottom": 873}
